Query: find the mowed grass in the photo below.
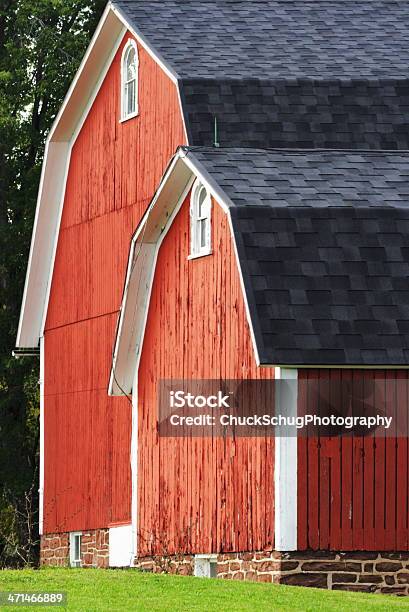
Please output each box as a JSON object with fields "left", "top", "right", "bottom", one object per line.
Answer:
{"left": 0, "top": 569, "right": 408, "bottom": 612}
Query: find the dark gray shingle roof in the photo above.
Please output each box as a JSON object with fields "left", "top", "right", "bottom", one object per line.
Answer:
{"left": 180, "top": 78, "right": 409, "bottom": 149}
{"left": 114, "top": 0, "right": 409, "bottom": 149}
{"left": 114, "top": 0, "right": 409, "bottom": 79}
{"left": 187, "top": 147, "right": 409, "bottom": 365}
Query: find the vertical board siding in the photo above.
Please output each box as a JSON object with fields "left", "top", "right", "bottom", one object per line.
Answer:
{"left": 137, "top": 195, "right": 275, "bottom": 557}
{"left": 43, "top": 32, "right": 186, "bottom": 534}
{"left": 298, "top": 369, "right": 409, "bottom": 551}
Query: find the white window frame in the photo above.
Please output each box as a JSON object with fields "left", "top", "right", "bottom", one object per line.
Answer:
{"left": 120, "top": 39, "right": 139, "bottom": 122}
{"left": 69, "top": 531, "right": 82, "bottom": 567}
{"left": 189, "top": 179, "right": 212, "bottom": 259}
{"left": 194, "top": 554, "right": 218, "bottom": 578}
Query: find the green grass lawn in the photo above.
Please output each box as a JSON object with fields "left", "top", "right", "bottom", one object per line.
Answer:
{"left": 0, "top": 569, "right": 407, "bottom": 612}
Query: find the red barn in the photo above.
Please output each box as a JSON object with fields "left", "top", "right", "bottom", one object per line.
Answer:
{"left": 16, "top": 0, "right": 409, "bottom": 593}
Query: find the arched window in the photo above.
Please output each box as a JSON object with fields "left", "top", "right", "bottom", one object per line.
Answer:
{"left": 121, "top": 40, "right": 139, "bottom": 121}
{"left": 190, "top": 180, "right": 212, "bottom": 257}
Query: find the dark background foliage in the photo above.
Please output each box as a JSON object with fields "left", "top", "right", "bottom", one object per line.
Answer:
{"left": 0, "top": 0, "right": 106, "bottom": 566}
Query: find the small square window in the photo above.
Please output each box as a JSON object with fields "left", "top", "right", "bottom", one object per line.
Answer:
{"left": 194, "top": 554, "right": 218, "bottom": 578}
{"left": 69, "top": 532, "right": 82, "bottom": 567}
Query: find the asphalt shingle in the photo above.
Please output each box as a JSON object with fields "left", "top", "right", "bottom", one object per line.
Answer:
{"left": 113, "top": 0, "right": 409, "bottom": 149}
{"left": 187, "top": 147, "right": 409, "bottom": 365}
{"left": 114, "top": 0, "right": 409, "bottom": 79}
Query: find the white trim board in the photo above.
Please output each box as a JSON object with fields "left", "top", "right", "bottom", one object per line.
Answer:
{"left": 274, "top": 367, "right": 298, "bottom": 551}
{"left": 39, "top": 336, "right": 45, "bottom": 535}
{"left": 109, "top": 523, "right": 133, "bottom": 567}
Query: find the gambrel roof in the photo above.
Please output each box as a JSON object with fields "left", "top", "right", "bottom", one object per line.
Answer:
{"left": 191, "top": 147, "right": 409, "bottom": 365}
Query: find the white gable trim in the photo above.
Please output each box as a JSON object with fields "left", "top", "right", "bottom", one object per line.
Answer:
{"left": 109, "top": 152, "right": 195, "bottom": 395}
{"left": 16, "top": 3, "right": 188, "bottom": 349}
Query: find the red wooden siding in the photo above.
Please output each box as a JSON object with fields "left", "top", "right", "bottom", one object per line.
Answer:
{"left": 43, "top": 32, "right": 186, "bottom": 533}
{"left": 137, "top": 194, "right": 275, "bottom": 557}
{"left": 298, "top": 369, "right": 409, "bottom": 551}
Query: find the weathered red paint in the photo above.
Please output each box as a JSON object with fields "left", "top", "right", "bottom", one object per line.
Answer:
{"left": 298, "top": 369, "right": 409, "bottom": 551}
{"left": 43, "top": 32, "right": 186, "bottom": 534}
{"left": 137, "top": 194, "right": 275, "bottom": 557}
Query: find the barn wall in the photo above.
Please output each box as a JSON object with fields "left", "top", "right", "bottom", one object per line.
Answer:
{"left": 298, "top": 369, "right": 409, "bottom": 551}
{"left": 43, "top": 32, "right": 186, "bottom": 533}
{"left": 137, "top": 194, "right": 275, "bottom": 557}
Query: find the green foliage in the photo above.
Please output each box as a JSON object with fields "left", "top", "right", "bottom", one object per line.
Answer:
{"left": 0, "top": 569, "right": 407, "bottom": 611}
{"left": 0, "top": 0, "right": 106, "bottom": 567}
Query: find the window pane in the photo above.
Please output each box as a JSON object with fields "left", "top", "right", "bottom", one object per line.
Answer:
{"left": 74, "top": 535, "right": 81, "bottom": 561}
{"left": 200, "top": 219, "right": 207, "bottom": 248}
{"left": 127, "top": 80, "right": 136, "bottom": 115}
{"left": 198, "top": 189, "right": 207, "bottom": 218}
{"left": 126, "top": 48, "right": 136, "bottom": 81}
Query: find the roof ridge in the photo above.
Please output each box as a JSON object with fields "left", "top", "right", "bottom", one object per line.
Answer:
{"left": 186, "top": 146, "right": 409, "bottom": 156}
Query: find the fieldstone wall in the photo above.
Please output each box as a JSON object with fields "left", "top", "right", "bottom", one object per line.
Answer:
{"left": 217, "top": 550, "right": 409, "bottom": 595}
{"left": 134, "top": 554, "right": 194, "bottom": 575}
{"left": 40, "top": 533, "right": 69, "bottom": 567}
{"left": 134, "top": 550, "right": 409, "bottom": 594}
{"left": 40, "top": 529, "right": 109, "bottom": 568}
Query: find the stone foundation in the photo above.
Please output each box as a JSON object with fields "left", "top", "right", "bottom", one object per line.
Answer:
{"left": 134, "top": 554, "right": 194, "bottom": 575}
{"left": 40, "top": 533, "right": 409, "bottom": 594}
{"left": 217, "top": 550, "right": 409, "bottom": 595}
{"left": 40, "top": 529, "right": 109, "bottom": 568}
{"left": 134, "top": 550, "right": 409, "bottom": 595}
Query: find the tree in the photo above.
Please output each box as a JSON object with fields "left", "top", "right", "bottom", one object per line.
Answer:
{"left": 0, "top": 0, "right": 106, "bottom": 567}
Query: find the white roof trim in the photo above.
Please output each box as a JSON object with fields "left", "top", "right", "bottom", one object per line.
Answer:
{"left": 109, "top": 148, "right": 260, "bottom": 396}
{"left": 16, "top": 3, "right": 188, "bottom": 348}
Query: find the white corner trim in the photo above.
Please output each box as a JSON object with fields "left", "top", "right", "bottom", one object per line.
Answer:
{"left": 130, "top": 364, "right": 139, "bottom": 563}
{"left": 109, "top": 523, "right": 133, "bottom": 567}
{"left": 274, "top": 367, "right": 298, "bottom": 551}
{"left": 39, "top": 335, "right": 45, "bottom": 535}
